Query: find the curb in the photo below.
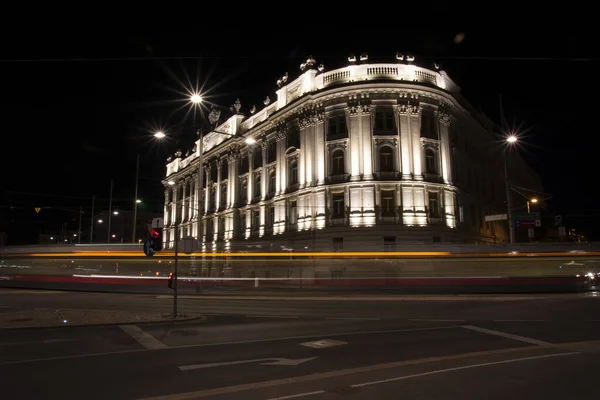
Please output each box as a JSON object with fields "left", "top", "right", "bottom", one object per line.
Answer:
{"left": 0, "top": 314, "right": 206, "bottom": 331}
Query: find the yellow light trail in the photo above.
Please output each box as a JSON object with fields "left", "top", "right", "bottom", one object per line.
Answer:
{"left": 12, "top": 251, "right": 600, "bottom": 258}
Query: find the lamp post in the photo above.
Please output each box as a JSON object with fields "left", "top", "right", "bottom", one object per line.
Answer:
{"left": 163, "top": 94, "right": 256, "bottom": 318}
{"left": 504, "top": 135, "right": 517, "bottom": 245}
{"left": 132, "top": 153, "right": 140, "bottom": 243}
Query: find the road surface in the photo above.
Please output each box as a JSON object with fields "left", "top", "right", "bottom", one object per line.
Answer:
{"left": 1, "top": 289, "right": 599, "bottom": 399}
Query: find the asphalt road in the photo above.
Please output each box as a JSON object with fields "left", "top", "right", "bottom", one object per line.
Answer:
{"left": 1, "top": 289, "right": 599, "bottom": 399}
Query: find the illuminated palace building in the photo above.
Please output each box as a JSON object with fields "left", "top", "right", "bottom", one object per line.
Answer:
{"left": 162, "top": 54, "right": 539, "bottom": 251}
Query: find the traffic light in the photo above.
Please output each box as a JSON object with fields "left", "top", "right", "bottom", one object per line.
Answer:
{"left": 167, "top": 272, "right": 173, "bottom": 289}
{"left": 151, "top": 228, "right": 163, "bottom": 251}
{"left": 143, "top": 237, "right": 155, "bottom": 257}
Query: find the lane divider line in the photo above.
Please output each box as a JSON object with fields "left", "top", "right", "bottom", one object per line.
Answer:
{"left": 119, "top": 324, "right": 168, "bottom": 350}
{"left": 462, "top": 325, "right": 551, "bottom": 346}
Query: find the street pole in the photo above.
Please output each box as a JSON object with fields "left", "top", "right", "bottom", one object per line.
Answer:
{"left": 527, "top": 201, "right": 535, "bottom": 240}
{"left": 132, "top": 153, "right": 140, "bottom": 243}
{"left": 108, "top": 179, "right": 113, "bottom": 244}
{"left": 503, "top": 150, "right": 515, "bottom": 244}
{"left": 173, "top": 218, "right": 179, "bottom": 319}
{"left": 90, "top": 195, "right": 95, "bottom": 244}
{"left": 77, "top": 206, "right": 82, "bottom": 244}
{"left": 196, "top": 129, "right": 204, "bottom": 247}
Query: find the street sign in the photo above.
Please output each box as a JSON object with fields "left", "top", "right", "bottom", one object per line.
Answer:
{"left": 513, "top": 212, "right": 540, "bottom": 221}
{"left": 34, "top": 207, "right": 41, "bottom": 213}
{"left": 152, "top": 218, "right": 164, "bottom": 228}
{"left": 485, "top": 214, "right": 507, "bottom": 222}
{"left": 515, "top": 219, "right": 541, "bottom": 227}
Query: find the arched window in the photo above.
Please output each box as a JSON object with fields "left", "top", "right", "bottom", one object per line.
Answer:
{"left": 268, "top": 171, "right": 276, "bottom": 194}
{"left": 425, "top": 148, "right": 437, "bottom": 174}
{"left": 288, "top": 159, "right": 298, "bottom": 185}
{"left": 331, "top": 149, "right": 345, "bottom": 175}
{"left": 379, "top": 146, "right": 394, "bottom": 172}
{"left": 254, "top": 174, "right": 261, "bottom": 199}
{"left": 241, "top": 180, "right": 248, "bottom": 203}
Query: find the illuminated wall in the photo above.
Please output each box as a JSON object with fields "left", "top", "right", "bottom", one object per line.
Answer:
{"left": 160, "top": 54, "right": 508, "bottom": 248}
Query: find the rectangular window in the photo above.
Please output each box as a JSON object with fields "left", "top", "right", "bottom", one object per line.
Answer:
{"left": 332, "top": 193, "right": 345, "bottom": 218}
{"left": 327, "top": 115, "right": 347, "bottom": 138}
{"left": 332, "top": 150, "right": 344, "bottom": 175}
{"left": 268, "top": 206, "right": 275, "bottom": 226}
{"left": 381, "top": 190, "right": 395, "bottom": 217}
{"left": 253, "top": 210, "right": 260, "bottom": 230}
{"left": 269, "top": 172, "right": 276, "bottom": 194}
{"left": 428, "top": 192, "right": 440, "bottom": 218}
{"left": 289, "top": 200, "right": 297, "bottom": 224}
{"left": 254, "top": 175, "right": 261, "bottom": 199}
{"left": 290, "top": 162, "right": 298, "bottom": 184}
{"left": 420, "top": 112, "right": 438, "bottom": 139}
{"left": 267, "top": 142, "right": 276, "bottom": 163}
{"left": 375, "top": 109, "right": 396, "bottom": 132}
{"left": 241, "top": 181, "right": 248, "bottom": 203}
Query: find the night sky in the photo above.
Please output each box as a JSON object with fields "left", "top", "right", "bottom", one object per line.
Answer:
{"left": 2, "top": 26, "right": 599, "bottom": 243}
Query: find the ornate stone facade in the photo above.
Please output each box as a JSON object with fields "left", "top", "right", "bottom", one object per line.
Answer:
{"left": 162, "top": 54, "right": 539, "bottom": 250}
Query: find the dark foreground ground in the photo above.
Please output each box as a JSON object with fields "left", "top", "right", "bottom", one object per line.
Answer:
{"left": 1, "top": 288, "right": 600, "bottom": 399}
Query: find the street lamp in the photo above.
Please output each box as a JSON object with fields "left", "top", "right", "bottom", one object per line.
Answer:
{"left": 154, "top": 131, "right": 166, "bottom": 139}
{"left": 504, "top": 135, "right": 518, "bottom": 245}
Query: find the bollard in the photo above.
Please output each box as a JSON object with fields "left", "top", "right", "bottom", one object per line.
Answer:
{"left": 254, "top": 277, "right": 259, "bottom": 288}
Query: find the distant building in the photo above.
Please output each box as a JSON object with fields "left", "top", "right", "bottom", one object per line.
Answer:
{"left": 162, "top": 53, "right": 541, "bottom": 251}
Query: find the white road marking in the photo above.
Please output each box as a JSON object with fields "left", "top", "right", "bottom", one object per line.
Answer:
{"left": 0, "top": 325, "right": 459, "bottom": 366}
{"left": 0, "top": 290, "right": 65, "bottom": 295}
{"left": 351, "top": 352, "right": 578, "bottom": 388}
{"left": 0, "top": 338, "right": 74, "bottom": 346}
{"left": 493, "top": 319, "right": 550, "bottom": 322}
{"left": 119, "top": 325, "right": 168, "bottom": 350}
{"left": 136, "top": 345, "right": 565, "bottom": 399}
{"left": 245, "top": 315, "right": 299, "bottom": 319}
{"left": 264, "top": 352, "right": 579, "bottom": 399}
{"left": 300, "top": 339, "right": 347, "bottom": 349}
{"left": 462, "top": 325, "right": 551, "bottom": 346}
{"left": 0, "top": 305, "right": 11, "bottom": 308}
{"left": 409, "top": 319, "right": 465, "bottom": 322}
{"left": 179, "top": 356, "right": 317, "bottom": 371}
{"left": 326, "top": 317, "right": 380, "bottom": 321}
{"left": 267, "top": 391, "right": 326, "bottom": 400}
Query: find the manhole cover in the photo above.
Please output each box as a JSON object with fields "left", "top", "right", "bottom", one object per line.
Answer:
{"left": 8, "top": 318, "right": 33, "bottom": 322}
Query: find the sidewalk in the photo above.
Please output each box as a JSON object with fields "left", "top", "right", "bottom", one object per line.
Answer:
{"left": 0, "top": 308, "right": 202, "bottom": 329}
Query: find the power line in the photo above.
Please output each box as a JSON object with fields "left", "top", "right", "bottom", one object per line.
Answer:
{"left": 0, "top": 56, "right": 251, "bottom": 63}
{"left": 0, "top": 55, "right": 597, "bottom": 63}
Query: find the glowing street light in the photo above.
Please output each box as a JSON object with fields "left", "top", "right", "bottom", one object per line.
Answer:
{"left": 97, "top": 219, "right": 103, "bottom": 223}
{"left": 506, "top": 135, "right": 518, "bottom": 144}
{"left": 244, "top": 137, "right": 257, "bottom": 145}
{"left": 113, "top": 210, "right": 119, "bottom": 215}
{"left": 136, "top": 199, "right": 142, "bottom": 203}
{"left": 190, "top": 94, "right": 202, "bottom": 104}
{"left": 168, "top": 180, "right": 175, "bottom": 186}
{"left": 154, "top": 131, "right": 166, "bottom": 139}
{"left": 530, "top": 198, "right": 538, "bottom": 204}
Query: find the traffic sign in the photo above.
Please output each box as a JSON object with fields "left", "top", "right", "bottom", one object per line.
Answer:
{"left": 554, "top": 215, "right": 563, "bottom": 226}
{"left": 514, "top": 212, "right": 540, "bottom": 221}
{"left": 515, "top": 219, "right": 541, "bottom": 227}
{"left": 485, "top": 214, "right": 507, "bottom": 222}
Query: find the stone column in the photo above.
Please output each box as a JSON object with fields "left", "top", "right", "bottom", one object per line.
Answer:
{"left": 410, "top": 107, "right": 423, "bottom": 180}
{"left": 437, "top": 107, "right": 453, "bottom": 185}
{"left": 204, "top": 165, "right": 210, "bottom": 215}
